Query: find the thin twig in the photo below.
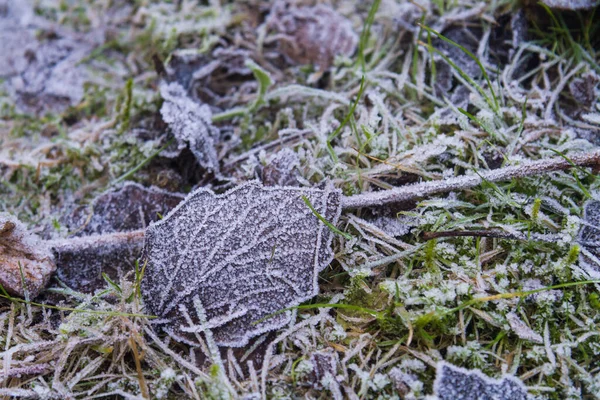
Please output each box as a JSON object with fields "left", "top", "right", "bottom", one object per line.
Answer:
{"left": 420, "top": 230, "right": 560, "bottom": 243}
{"left": 341, "top": 151, "right": 600, "bottom": 209}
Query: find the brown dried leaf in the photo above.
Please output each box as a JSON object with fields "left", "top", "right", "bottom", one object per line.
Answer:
{"left": 0, "top": 214, "right": 55, "bottom": 298}
{"left": 141, "top": 181, "right": 342, "bottom": 347}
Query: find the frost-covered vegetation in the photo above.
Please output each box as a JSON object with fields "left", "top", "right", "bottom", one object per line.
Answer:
{"left": 1, "top": 0, "right": 600, "bottom": 398}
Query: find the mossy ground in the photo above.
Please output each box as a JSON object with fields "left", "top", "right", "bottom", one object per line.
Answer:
{"left": 1, "top": 0, "right": 600, "bottom": 398}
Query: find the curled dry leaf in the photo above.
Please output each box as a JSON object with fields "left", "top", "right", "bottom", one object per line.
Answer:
{"left": 160, "top": 81, "right": 221, "bottom": 173}
{"left": 141, "top": 181, "right": 342, "bottom": 347}
{"left": 0, "top": 214, "right": 55, "bottom": 298}
{"left": 266, "top": 1, "right": 358, "bottom": 71}
{"left": 434, "top": 361, "right": 528, "bottom": 400}
{"left": 55, "top": 183, "right": 183, "bottom": 292}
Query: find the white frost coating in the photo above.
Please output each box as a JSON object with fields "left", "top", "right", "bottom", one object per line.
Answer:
{"left": 342, "top": 151, "right": 600, "bottom": 209}
{"left": 505, "top": 312, "right": 543, "bottom": 344}
{"left": 141, "top": 181, "right": 342, "bottom": 347}
{"left": 434, "top": 361, "right": 529, "bottom": 400}
{"left": 160, "top": 81, "right": 220, "bottom": 172}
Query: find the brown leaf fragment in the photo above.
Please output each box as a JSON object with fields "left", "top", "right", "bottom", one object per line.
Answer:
{"left": 141, "top": 181, "right": 342, "bottom": 347}
{"left": 266, "top": 2, "right": 358, "bottom": 70}
{"left": 0, "top": 214, "right": 55, "bottom": 298}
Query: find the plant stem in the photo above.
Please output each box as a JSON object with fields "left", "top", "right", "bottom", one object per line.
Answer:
{"left": 341, "top": 150, "right": 600, "bottom": 209}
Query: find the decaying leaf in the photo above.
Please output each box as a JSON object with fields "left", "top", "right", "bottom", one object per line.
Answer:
{"left": 266, "top": 1, "right": 358, "bottom": 71}
{"left": 0, "top": 214, "right": 55, "bottom": 298}
{"left": 63, "top": 182, "right": 184, "bottom": 237}
{"left": 505, "top": 311, "right": 543, "bottom": 344}
{"left": 160, "top": 81, "right": 221, "bottom": 173}
{"left": 0, "top": 1, "right": 99, "bottom": 115}
{"left": 141, "top": 181, "right": 342, "bottom": 347}
{"left": 434, "top": 361, "right": 528, "bottom": 400}
{"left": 55, "top": 183, "right": 183, "bottom": 292}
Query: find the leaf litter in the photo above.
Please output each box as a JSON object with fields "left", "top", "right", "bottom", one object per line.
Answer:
{"left": 1, "top": 0, "right": 600, "bottom": 398}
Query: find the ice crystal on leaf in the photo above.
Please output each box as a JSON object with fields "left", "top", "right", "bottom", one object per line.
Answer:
{"left": 160, "top": 82, "right": 221, "bottom": 173}
{"left": 434, "top": 361, "right": 528, "bottom": 400}
{"left": 141, "top": 181, "right": 341, "bottom": 347}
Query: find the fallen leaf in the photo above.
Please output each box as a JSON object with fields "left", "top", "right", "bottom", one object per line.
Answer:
{"left": 141, "top": 181, "right": 341, "bottom": 347}
{"left": 160, "top": 81, "right": 221, "bottom": 173}
{"left": 55, "top": 183, "right": 184, "bottom": 292}
{"left": 0, "top": 213, "right": 55, "bottom": 298}
{"left": 434, "top": 361, "right": 528, "bottom": 400}
{"left": 266, "top": 2, "right": 358, "bottom": 71}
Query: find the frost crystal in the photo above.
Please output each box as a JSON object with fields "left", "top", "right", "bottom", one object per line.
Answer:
{"left": 160, "top": 82, "right": 221, "bottom": 173}
{"left": 0, "top": 213, "right": 55, "bottom": 298}
{"left": 141, "top": 181, "right": 342, "bottom": 347}
{"left": 434, "top": 361, "right": 528, "bottom": 400}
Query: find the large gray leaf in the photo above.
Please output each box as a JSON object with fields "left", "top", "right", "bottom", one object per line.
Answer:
{"left": 141, "top": 181, "right": 341, "bottom": 347}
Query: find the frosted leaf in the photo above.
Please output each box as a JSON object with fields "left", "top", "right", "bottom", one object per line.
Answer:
{"left": 0, "top": 213, "right": 55, "bottom": 298}
{"left": 0, "top": 1, "right": 97, "bottom": 115}
{"left": 63, "top": 183, "right": 184, "bottom": 237}
{"left": 55, "top": 183, "right": 183, "bottom": 292}
{"left": 541, "top": 0, "right": 599, "bottom": 9}
{"left": 261, "top": 148, "right": 300, "bottom": 187}
{"left": 434, "top": 361, "right": 528, "bottom": 400}
{"left": 266, "top": 2, "right": 358, "bottom": 70}
{"left": 141, "top": 181, "right": 342, "bottom": 347}
{"left": 569, "top": 72, "right": 599, "bottom": 107}
{"left": 160, "top": 81, "right": 221, "bottom": 173}
{"left": 577, "top": 200, "right": 600, "bottom": 275}
{"left": 506, "top": 312, "right": 543, "bottom": 344}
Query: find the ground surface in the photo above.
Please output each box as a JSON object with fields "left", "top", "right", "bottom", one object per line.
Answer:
{"left": 1, "top": 0, "right": 600, "bottom": 399}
